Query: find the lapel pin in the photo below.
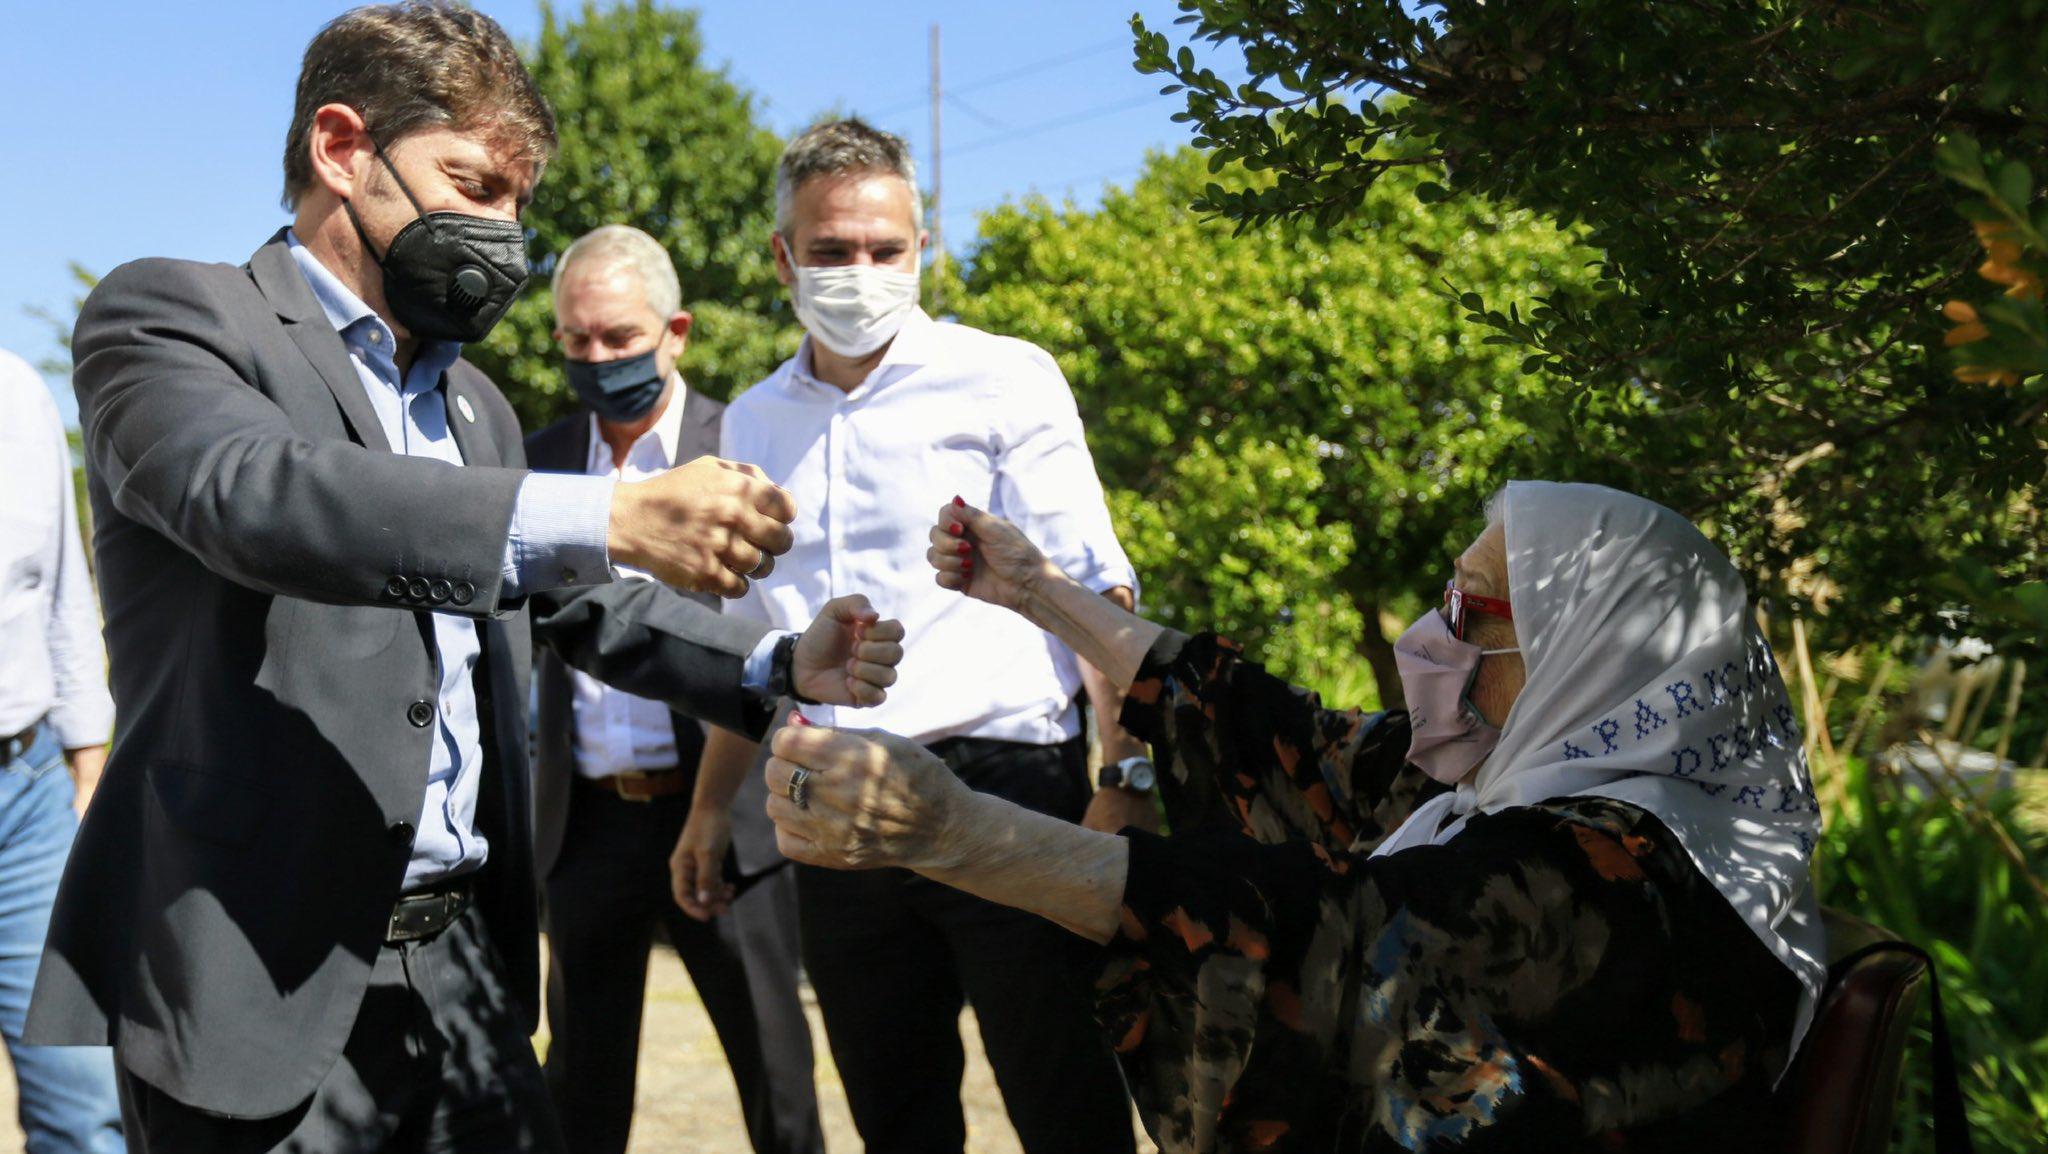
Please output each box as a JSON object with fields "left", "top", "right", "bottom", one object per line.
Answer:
{"left": 456, "top": 394, "right": 477, "bottom": 424}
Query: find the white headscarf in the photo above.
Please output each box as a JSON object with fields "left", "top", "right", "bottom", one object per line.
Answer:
{"left": 1371, "top": 480, "right": 1826, "bottom": 1063}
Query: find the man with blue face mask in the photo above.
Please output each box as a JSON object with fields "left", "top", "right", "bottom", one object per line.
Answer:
{"left": 525, "top": 225, "right": 824, "bottom": 1154}
{"left": 713, "top": 118, "right": 1143, "bottom": 1154}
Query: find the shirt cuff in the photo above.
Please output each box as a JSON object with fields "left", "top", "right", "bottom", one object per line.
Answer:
{"left": 48, "top": 691, "right": 114, "bottom": 750}
{"left": 1065, "top": 560, "right": 1139, "bottom": 600}
{"left": 742, "top": 630, "right": 798, "bottom": 694}
{"left": 503, "top": 472, "right": 617, "bottom": 597}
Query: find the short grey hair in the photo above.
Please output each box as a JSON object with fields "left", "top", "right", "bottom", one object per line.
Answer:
{"left": 774, "top": 117, "right": 922, "bottom": 237}
{"left": 552, "top": 224, "right": 681, "bottom": 319}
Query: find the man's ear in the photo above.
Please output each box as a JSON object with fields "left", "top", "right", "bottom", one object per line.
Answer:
{"left": 772, "top": 232, "right": 797, "bottom": 285}
{"left": 307, "top": 103, "right": 374, "bottom": 202}
{"left": 664, "top": 310, "right": 694, "bottom": 361}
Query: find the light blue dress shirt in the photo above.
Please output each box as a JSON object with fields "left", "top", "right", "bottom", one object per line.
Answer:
{"left": 287, "top": 235, "right": 612, "bottom": 890}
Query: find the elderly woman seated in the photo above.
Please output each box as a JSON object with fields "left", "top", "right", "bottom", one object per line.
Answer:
{"left": 764, "top": 481, "right": 1827, "bottom": 1152}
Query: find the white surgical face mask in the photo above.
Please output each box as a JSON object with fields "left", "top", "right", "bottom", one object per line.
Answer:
{"left": 787, "top": 253, "right": 921, "bottom": 359}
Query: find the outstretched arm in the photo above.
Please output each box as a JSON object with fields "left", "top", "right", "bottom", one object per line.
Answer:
{"left": 763, "top": 724, "right": 1128, "bottom": 943}
{"left": 930, "top": 500, "right": 1431, "bottom": 848}
{"left": 928, "top": 500, "right": 1165, "bottom": 691}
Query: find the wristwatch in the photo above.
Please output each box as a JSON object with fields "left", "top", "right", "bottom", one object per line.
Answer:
{"left": 766, "top": 633, "right": 820, "bottom": 705}
{"left": 1099, "top": 755, "right": 1157, "bottom": 794}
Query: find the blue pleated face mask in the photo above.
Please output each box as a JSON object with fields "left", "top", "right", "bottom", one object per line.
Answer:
{"left": 564, "top": 347, "right": 667, "bottom": 423}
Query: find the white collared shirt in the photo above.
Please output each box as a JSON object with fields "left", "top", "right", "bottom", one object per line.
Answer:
{"left": 723, "top": 311, "right": 1136, "bottom": 746}
{"left": 569, "top": 379, "right": 695, "bottom": 777}
{"left": 0, "top": 349, "right": 114, "bottom": 747}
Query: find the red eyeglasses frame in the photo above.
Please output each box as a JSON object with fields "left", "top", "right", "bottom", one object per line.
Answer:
{"left": 1443, "top": 580, "right": 1513, "bottom": 642}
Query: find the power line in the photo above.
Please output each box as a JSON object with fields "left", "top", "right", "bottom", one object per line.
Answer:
{"left": 948, "top": 95, "right": 1159, "bottom": 158}
{"left": 865, "top": 34, "right": 1131, "bottom": 120}
{"left": 944, "top": 92, "right": 1008, "bottom": 133}
{"left": 940, "top": 163, "right": 1149, "bottom": 221}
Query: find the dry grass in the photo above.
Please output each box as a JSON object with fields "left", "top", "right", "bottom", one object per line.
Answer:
{"left": 0, "top": 942, "right": 1155, "bottom": 1154}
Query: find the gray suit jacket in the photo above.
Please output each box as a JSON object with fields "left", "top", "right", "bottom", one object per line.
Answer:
{"left": 26, "top": 231, "right": 773, "bottom": 1119}
{"left": 525, "top": 393, "right": 783, "bottom": 881}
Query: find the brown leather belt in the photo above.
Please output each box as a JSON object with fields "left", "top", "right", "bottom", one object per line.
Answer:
{"left": 579, "top": 769, "right": 689, "bottom": 803}
{"left": 2, "top": 720, "right": 45, "bottom": 764}
{"left": 386, "top": 883, "right": 472, "bottom": 944}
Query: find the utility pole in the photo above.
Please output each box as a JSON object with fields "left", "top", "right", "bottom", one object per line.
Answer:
{"left": 929, "top": 22, "right": 943, "bottom": 315}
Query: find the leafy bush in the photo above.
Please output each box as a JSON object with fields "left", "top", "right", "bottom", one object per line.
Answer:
{"left": 1814, "top": 753, "right": 2048, "bottom": 1153}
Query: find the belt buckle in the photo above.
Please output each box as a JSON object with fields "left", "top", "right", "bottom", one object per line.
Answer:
{"left": 387, "top": 890, "right": 463, "bottom": 944}
{"left": 609, "top": 771, "right": 658, "bottom": 803}
{"left": 2, "top": 721, "right": 42, "bottom": 764}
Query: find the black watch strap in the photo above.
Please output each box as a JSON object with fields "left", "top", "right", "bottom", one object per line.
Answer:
{"left": 766, "top": 633, "right": 818, "bottom": 705}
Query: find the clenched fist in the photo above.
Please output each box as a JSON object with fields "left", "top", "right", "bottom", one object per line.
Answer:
{"left": 607, "top": 456, "right": 797, "bottom": 597}
{"left": 794, "top": 595, "right": 907, "bottom": 708}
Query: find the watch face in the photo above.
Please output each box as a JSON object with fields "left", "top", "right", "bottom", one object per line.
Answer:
{"left": 1126, "top": 761, "right": 1157, "bottom": 792}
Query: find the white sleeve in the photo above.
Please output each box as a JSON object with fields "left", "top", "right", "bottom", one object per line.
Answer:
{"left": 43, "top": 398, "right": 114, "bottom": 748}
{"left": 990, "top": 347, "right": 1137, "bottom": 600}
{"left": 718, "top": 405, "right": 775, "bottom": 626}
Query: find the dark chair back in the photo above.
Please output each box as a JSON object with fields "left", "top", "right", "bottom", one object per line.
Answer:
{"left": 1777, "top": 908, "right": 1929, "bottom": 1154}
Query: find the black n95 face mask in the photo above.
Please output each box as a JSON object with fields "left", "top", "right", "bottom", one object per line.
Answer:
{"left": 344, "top": 135, "right": 530, "bottom": 344}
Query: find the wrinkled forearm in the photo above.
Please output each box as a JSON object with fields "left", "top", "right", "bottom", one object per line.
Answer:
{"left": 1082, "top": 586, "right": 1147, "bottom": 765}
{"left": 1018, "top": 567, "right": 1165, "bottom": 693}
{"left": 918, "top": 790, "right": 1129, "bottom": 944}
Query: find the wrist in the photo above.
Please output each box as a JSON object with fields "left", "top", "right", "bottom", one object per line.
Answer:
{"left": 604, "top": 481, "right": 646, "bottom": 571}
{"left": 1098, "top": 755, "right": 1157, "bottom": 794}
{"left": 767, "top": 633, "right": 817, "bottom": 704}
{"left": 916, "top": 778, "right": 984, "bottom": 877}
{"left": 1014, "top": 557, "right": 1069, "bottom": 629}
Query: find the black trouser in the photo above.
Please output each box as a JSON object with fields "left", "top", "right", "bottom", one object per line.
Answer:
{"left": 797, "top": 734, "right": 1135, "bottom": 1154}
{"left": 543, "top": 778, "right": 821, "bottom": 1154}
{"left": 118, "top": 903, "right": 561, "bottom": 1153}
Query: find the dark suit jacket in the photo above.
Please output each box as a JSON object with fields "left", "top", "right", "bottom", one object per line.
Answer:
{"left": 525, "top": 393, "right": 782, "bottom": 881}
{"left": 26, "top": 230, "right": 773, "bottom": 1119}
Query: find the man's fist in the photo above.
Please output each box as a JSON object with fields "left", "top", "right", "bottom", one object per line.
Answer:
{"left": 796, "top": 595, "right": 907, "bottom": 707}
{"left": 608, "top": 457, "right": 797, "bottom": 597}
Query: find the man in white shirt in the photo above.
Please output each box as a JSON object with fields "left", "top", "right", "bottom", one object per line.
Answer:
{"left": 524, "top": 226, "right": 831, "bottom": 1154}
{"left": 712, "top": 119, "right": 1146, "bottom": 1154}
{"left": 0, "top": 347, "right": 124, "bottom": 1153}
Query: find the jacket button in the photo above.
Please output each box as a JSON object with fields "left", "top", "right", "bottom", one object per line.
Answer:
{"left": 406, "top": 700, "right": 434, "bottom": 728}
{"left": 407, "top": 577, "right": 431, "bottom": 601}
{"left": 385, "top": 576, "right": 408, "bottom": 599}
{"left": 450, "top": 580, "right": 476, "bottom": 606}
{"left": 388, "top": 820, "right": 415, "bottom": 846}
{"left": 427, "top": 579, "right": 452, "bottom": 604}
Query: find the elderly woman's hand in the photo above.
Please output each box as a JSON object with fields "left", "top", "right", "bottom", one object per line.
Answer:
{"left": 762, "top": 719, "right": 975, "bottom": 872}
{"left": 927, "top": 499, "right": 1058, "bottom": 615}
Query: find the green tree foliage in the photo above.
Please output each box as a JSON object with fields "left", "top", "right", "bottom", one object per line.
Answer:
{"left": 955, "top": 149, "right": 1599, "bottom": 700}
{"left": 1817, "top": 752, "right": 2048, "bottom": 1154}
{"left": 467, "top": 0, "right": 796, "bottom": 426}
{"left": 1131, "top": 1, "right": 2048, "bottom": 653}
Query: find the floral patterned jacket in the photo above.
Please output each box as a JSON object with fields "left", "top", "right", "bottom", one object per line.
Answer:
{"left": 1101, "top": 631, "right": 1800, "bottom": 1153}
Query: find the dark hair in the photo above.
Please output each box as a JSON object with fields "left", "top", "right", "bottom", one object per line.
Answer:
{"left": 281, "top": 1, "right": 555, "bottom": 209}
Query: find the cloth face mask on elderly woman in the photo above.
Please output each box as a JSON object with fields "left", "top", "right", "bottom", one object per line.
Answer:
{"left": 1393, "top": 608, "right": 1518, "bottom": 785}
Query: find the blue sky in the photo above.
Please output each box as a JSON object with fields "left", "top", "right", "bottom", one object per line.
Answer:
{"left": 0, "top": 1, "right": 1241, "bottom": 423}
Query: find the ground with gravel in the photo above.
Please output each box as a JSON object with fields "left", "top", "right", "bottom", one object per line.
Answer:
{"left": 1, "top": 941, "right": 1155, "bottom": 1153}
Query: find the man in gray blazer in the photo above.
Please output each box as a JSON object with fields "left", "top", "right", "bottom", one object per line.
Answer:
{"left": 24, "top": 6, "right": 902, "bottom": 1152}
{"left": 527, "top": 226, "right": 821, "bottom": 1154}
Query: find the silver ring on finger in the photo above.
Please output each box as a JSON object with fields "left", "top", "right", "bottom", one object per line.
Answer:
{"left": 749, "top": 554, "right": 774, "bottom": 579}
{"left": 788, "top": 767, "right": 811, "bottom": 811}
